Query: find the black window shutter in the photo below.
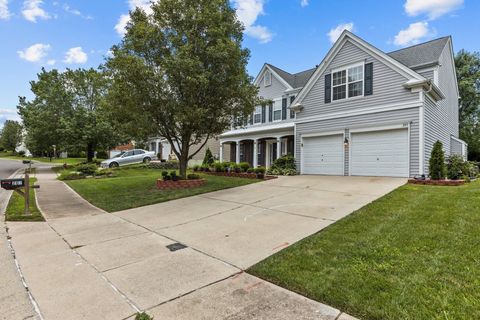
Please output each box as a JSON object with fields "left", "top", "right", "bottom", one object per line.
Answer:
{"left": 261, "top": 106, "right": 266, "bottom": 123}
{"left": 325, "top": 74, "right": 332, "bottom": 103}
{"left": 282, "top": 98, "right": 287, "bottom": 120}
{"left": 268, "top": 103, "right": 273, "bottom": 122}
{"left": 364, "top": 63, "right": 373, "bottom": 96}
{"left": 289, "top": 96, "right": 295, "bottom": 118}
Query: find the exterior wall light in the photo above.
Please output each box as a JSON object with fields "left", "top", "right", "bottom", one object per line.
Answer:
{"left": 344, "top": 137, "right": 349, "bottom": 146}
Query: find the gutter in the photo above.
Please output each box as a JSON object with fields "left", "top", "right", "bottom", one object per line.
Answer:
{"left": 403, "top": 79, "right": 445, "bottom": 101}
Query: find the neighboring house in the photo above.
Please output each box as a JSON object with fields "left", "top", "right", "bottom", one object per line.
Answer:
{"left": 219, "top": 30, "right": 467, "bottom": 177}
{"left": 109, "top": 142, "right": 135, "bottom": 158}
{"left": 146, "top": 136, "right": 221, "bottom": 165}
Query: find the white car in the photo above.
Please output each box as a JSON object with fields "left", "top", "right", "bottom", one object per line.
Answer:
{"left": 101, "top": 149, "right": 156, "bottom": 168}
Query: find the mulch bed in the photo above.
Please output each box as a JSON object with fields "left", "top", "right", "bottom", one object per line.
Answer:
{"left": 408, "top": 179, "right": 466, "bottom": 186}
{"left": 156, "top": 179, "right": 206, "bottom": 190}
{"left": 202, "top": 171, "right": 277, "bottom": 180}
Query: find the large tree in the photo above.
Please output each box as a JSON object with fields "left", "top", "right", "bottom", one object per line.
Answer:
{"left": 455, "top": 50, "right": 480, "bottom": 160}
{"left": 105, "top": 0, "right": 258, "bottom": 178}
{"left": 0, "top": 120, "right": 23, "bottom": 152}
{"left": 18, "top": 68, "right": 122, "bottom": 161}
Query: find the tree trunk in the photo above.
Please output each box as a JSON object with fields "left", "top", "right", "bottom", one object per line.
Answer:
{"left": 179, "top": 154, "right": 188, "bottom": 180}
{"left": 87, "top": 143, "right": 95, "bottom": 163}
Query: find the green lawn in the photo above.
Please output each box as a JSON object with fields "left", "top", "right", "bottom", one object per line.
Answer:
{"left": 249, "top": 181, "right": 480, "bottom": 320}
{"left": 5, "top": 178, "right": 44, "bottom": 222}
{"left": 63, "top": 167, "right": 260, "bottom": 212}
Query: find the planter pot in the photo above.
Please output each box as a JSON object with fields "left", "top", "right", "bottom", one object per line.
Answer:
{"left": 256, "top": 173, "right": 265, "bottom": 179}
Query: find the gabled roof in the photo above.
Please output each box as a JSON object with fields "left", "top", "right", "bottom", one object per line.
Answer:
{"left": 387, "top": 36, "right": 450, "bottom": 69}
{"left": 266, "top": 64, "right": 316, "bottom": 89}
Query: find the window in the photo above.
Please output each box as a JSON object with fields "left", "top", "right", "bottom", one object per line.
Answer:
{"left": 332, "top": 64, "right": 364, "bottom": 101}
{"left": 264, "top": 70, "right": 272, "bottom": 87}
{"left": 253, "top": 106, "right": 262, "bottom": 124}
{"left": 289, "top": 96, "right": 295, "bottom": 119}
{"left": 273, "top": 99, "right": 282, "bottom": 121}
{"left": 134, "top": 150, "right": 145, "bottom": 155}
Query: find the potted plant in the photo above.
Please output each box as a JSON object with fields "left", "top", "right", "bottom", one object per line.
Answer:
{"left": 170, "top": 170, "right": 179, "bottom": 181}
{"left": 255, "top": 167, "right": 266, "bottom": 179}
{"left": 162, "top": 171, "right": 170, "bottom": 181}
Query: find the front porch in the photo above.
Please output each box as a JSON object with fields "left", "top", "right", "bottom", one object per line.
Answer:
{"left": 219, "top": 134, "right": 294, "bottom": 168}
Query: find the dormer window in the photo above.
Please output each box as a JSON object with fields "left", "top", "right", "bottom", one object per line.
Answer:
{"left": 332, "top": 63, "right": 364, "bottom": 101}
{"left": 264, "top": 70, "right": 272, "bottom": 87}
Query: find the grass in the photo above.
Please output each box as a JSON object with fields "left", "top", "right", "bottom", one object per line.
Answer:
{"left": 0, "top": 151, "right": 101, "bottom": 165}
{"left": 62, "top": 167, "right": 260, "bottom": 212}
{"left": 5, "top": 178, "right": 44, "bottom": 222}
{"left": 249, "top": 181, "right": 480, "bottom": 320}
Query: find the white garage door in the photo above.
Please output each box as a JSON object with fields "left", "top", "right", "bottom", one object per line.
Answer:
{"left": 351, "top": 129, "right": 409, "bottom": 177}
{"left": 302, "top": 134, "right": 344, "bottom": 175}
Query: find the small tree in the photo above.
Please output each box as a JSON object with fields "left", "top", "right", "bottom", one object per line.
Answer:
{"left": 0, "top": 120, "right": 23, "bottom": 152}
{"left": 429, "top": 140, "right": 446, "bottom": 180}
{"left": 202, "top": 148, "right": 214, "bottom": 166}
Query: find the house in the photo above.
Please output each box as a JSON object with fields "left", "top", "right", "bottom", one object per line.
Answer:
{"left": 219, "top": 30, "right": 467, "bottom": 178}
{"left": 146, "top": 136, "right": 221, "bottom": 165}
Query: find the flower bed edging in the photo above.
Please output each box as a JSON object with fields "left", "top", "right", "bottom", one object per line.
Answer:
{"left": 203, "top": 172, "right": 277, "bottom": 180}
{"left": 156, "top": 179, "right": 206, "bottom": 190}
{"left": 408, "top": 179, "right": 466, "bottom": 186}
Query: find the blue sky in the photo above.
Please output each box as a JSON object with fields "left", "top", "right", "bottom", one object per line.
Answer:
{"left": 0, "top": 0, "right": 478, "bottom": 124}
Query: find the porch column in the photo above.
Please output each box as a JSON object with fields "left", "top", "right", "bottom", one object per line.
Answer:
{"left": 253, "top": 139, "right": 258, "bottom": 168}
{"left": 219, "top": 142, "right": 224, "bottom": 162}
{"left": 235, "top": 142, "right": 240, "bottom": 164}
{"left": 276, "top": 138, "right": 281, "bottom": 160}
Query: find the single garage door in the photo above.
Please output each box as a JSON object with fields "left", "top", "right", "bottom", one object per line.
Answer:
{"left": 302, "top": 134, "right": 344, "bottom": 175}
{"left": 351, "top": 128, "right": 409, "bottom": 177}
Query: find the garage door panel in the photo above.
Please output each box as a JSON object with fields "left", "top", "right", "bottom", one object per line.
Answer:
{"left": 302, "top": 135, "right": 343, "bottom": 175}
{"left": 351, "top": 129, "right": 408, "bottom": 177}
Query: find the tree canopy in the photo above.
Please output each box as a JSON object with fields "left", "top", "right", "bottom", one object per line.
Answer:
{"left": 0, "top": 120, "right": 23, "bottom": 152}
{"left": 455, "top": 50, "right": 480, "bottom": 160}
{"left": 105, "top": 0, "right": 259, "bottom": 177}
{"left": 18, "top": 68, "right": 123, "bottom": 161}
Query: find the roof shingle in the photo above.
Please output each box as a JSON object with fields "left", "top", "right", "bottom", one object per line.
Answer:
{"left": 387, "top": 37, "right": 450, "bottom": 69}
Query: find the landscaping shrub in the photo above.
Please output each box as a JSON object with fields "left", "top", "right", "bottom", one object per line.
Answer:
{"left": 170, "top": 170, "right": 179, "bottom": 181}
{"left": 239, "top": 162, "right": 250, "bottom": 172}
{"left": 272, "top": 155, "right": 296, "bottom": 171}
{"left": 75, "top": 164, "right": 98, "bottom": 176}
{"left": 162, "top": 171, "right": 170, "bottom": 181}
{"left": 17, "top": 150, "right": 26, "bottom": 157}
{"left": 202, "top": 148, "right": 215, "bottom": 166}
{"left": 447, "top": 155, "right": 468, "bottom": 180}
{"left": 187, "top": 173, "right": 200, "bottom": 180}
{"left": 282, "top": 168, "right": 297, "bottom": 176}
{"left": 148, "top": 161, "right": 179, "bottom": 170}
{"left": 254, "top": 167, "right": 266, "bottom": 174}
{"left": 246, "top": 168, "right": 254, "bottom": 173}
{"left": 214, "top": 162, "right": 223, "bottom": 172}
{"left": 429, "top": 141, "right": 446, "bottom": 180}
{"left": 58, "top": 171, "right": 84, "bottom": 181}
{"left": 192, "top": 165, "right": 200, "bottom": 172}
{"left": 94, "top": 169, "right": 114, "bottom": 177}
{"left": 135, "top": 312, "right": 153, "bottom": 320}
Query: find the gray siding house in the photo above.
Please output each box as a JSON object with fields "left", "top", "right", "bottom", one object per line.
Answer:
{"left": 219, "top": 31, "right": 467, "bottom": 177}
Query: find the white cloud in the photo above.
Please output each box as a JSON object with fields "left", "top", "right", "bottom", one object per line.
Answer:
{"left": 63, "top": 4, "right": 93, "bottom": 20}
{"left": 0, "top": 108, "right": 21, "bottom": 124}
{"left": 405, "top": 0, "right": 463, "bottom": 20}
{"left": 115, "top": 0, "right": 153, "bottom": 36}
{"left": 327, "top": 22, "right": 354, "bottom": 44}
{"left": 22, "top": 0, "right": 50, "bottom": 23}
{"left": 0, "top": 0, "right": 11, "bottom": 20}
{"left": 300, "top": 0, "right": 309, "bottom": 7}
{"left": 394, "top": 22, "right": 432, "bottom": 46}
{"left": 232, "top": 0, "right": 273, "bottom": 43}
{"left": 64, "top": 47, "right": 88, "bottom": 64}
{"left": 17, "top": 43, "right": 51, "bottom": 62}
{"left": 46, "top": 59, "right": 56, "bottom": 65}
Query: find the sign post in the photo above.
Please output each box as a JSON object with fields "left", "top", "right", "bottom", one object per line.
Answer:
{"left": 1, "top": 161, "right": 39, "bottom": 216}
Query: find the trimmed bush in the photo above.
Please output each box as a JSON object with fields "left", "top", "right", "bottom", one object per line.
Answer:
{"left": 447, "top": 155, "right": 467, "bottom": 180}
{"left": 75, "top": 164, "right": 98, "bottom": 176}
{"left": 254, "top": 167, "right": 266, "bottom": 174}
{"left": 148, "top": 161, "right": 179, "bottom": 170}
{"left": 214, "top": 162, "right": 223, "bottom": 172}
{"left": 239, "top": 162, "right": 250, "bottom": 172}
{"left": 272, "top": 155, "right": 296, "bottom": 171}
{"left": 187, "top": 173, "right": 200, "bottom": 180}
{"left": 246, "top": 168, "right": 254, "bottom": 173}
{"left": 429, "top": 141, "right": 446, "bottom": 180}
{"left": 58, "top": 172, "right": 84, "bottom": 180}
{"left": 282, "top": 168, "right": 297, "bottom": 176}
{"left": 135, "top": 312, "right": 153, "bottom": 320}
{"left": 192, "top": 165, "right": 200, "bottom": 172}
{"left": 202, "top": 148, "right": 215, "bottom": 166}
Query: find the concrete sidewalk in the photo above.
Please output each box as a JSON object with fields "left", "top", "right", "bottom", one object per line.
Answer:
{"left": 6, "top": 169, "right": 400, "bottom": 319}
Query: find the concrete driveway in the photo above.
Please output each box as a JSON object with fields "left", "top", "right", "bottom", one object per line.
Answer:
{"left": 7, "top": 174, "right": 405, "bottom": 319}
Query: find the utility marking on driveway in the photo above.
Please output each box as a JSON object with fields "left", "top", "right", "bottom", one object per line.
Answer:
{"left": 244, "top": 281, "right": 263, "bottom": 292}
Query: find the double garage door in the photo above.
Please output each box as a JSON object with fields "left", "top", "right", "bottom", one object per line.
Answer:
{"left": 302, "top": 128, "right": 409, "bottom": 177}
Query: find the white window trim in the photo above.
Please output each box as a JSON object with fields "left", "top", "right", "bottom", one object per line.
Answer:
{"left": 253, "top": 106, "right": 262, "bottom": 124}
{"left": 273, "top": 98, "right": 282, "bottom": 122}
{"left": 264, "top": 70, "right": 272, "bottom": 87}
{"left": 331, "top": 61, "right": 365, "bottom": 102}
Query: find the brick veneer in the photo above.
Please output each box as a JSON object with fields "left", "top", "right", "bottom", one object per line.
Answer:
{"left": 203, "top": 172, "right": 277, "bottom": 180}
{"left": 156, "top": 179, "right": 206, "bottom": 190}
{"left": 408, "top": 179, "right": 466, "bottom": 186}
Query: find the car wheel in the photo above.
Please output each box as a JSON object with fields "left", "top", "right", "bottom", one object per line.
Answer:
{"left": 109, "top": 162, "right": 119, "bottom": 168}
{"left": 143, "top": 157, "right": 151, "bottom": 164}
